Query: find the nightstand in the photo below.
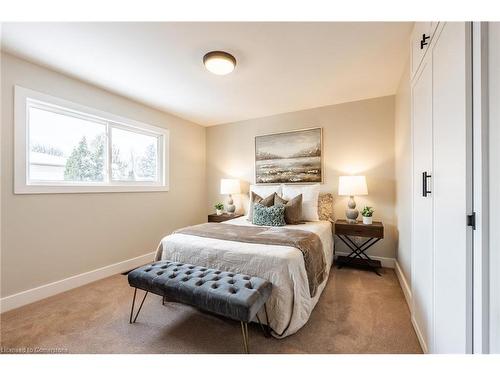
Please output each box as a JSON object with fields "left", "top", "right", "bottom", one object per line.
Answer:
{"left": 208, "top": 213, "right": 243, "bottom": 223}
{"left": 334, "top": 219, "right": 384, "bottom": 276}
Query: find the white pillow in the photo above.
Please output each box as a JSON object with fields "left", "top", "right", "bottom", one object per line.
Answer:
{"left": 249, "top": 184, "right": 282, "bottom": 198}
{"left": 282, "top": 184, "right": 320, "bottom": 221}
{"left": 247, "top": 184, "right": 282, "bottom": 217}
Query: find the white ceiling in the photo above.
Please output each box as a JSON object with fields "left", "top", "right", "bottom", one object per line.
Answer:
{"left": 1, "top": 22, "right": 412, "bottom": 126}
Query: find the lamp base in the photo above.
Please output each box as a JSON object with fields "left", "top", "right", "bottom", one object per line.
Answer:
{"left": 226, "top": 194, "right": 236, "bottom": 214}
{"left": 345, "top": 196, "right": 359, "bottom": 223}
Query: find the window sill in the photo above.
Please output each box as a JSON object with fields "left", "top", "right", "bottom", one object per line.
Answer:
{"left": 14, "top": 184, "right": 170, "bottom": 194}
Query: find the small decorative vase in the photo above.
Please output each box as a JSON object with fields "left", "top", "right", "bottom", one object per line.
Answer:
{"left": 216, "top": 209, "right": 223, "bottom": 216}
{"left": 362, "top": 216, "right": 373, "bottom": 225}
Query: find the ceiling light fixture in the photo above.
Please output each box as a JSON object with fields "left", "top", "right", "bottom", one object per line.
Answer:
{"left": 203, "top": 51, "right": 236, "bottom": 75}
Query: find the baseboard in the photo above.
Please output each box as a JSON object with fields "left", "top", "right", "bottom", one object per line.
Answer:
{"left": 0, "top": 251, "right": 156, "bottom": 313}
{"left": 394, "top": 260, "right": 412, "bottom": 310}
{"left": 334, "top": 251, "right": 395, "bottom": 268}
{"left": 394, "top": 260, "right": 429, "bottom": 354}
{"left": 411, "top": 314, "right": 429, "bottom": 354}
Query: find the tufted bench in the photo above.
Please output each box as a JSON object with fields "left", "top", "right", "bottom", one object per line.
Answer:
{"left": 127, "top": 260, "right": 272, "bottom": 353}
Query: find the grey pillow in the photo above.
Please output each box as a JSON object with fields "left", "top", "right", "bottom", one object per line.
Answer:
{"left": 275, "top": 194, "right": 303, "bottom": 224}
{"left": 252, "top": 203, "right": 286, "bottom": 226}
{"left": 247, "top": 192, "right": 276, "bottom": 221}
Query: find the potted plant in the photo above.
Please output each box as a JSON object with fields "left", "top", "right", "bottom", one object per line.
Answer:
{"left": 361, "top": 206, "right": 374, "bottom": 224}
{"left": 214, "top": 203, "right": 224, "bottom": 216}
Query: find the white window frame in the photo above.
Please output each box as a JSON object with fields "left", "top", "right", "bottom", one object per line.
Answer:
{"left": 14, "top": 86, "right": 169, "bottom": 194}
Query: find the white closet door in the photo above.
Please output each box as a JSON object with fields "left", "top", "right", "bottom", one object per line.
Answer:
{"left": 412, "top": 58, "right": 434, "bottom": 353}
{"left": 432, "top": 22, "right": 472, "bottom": 353}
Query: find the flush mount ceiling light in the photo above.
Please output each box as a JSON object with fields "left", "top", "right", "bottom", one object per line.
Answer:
{"left": 203, "top": 51, "right": 236, "bottom": 75}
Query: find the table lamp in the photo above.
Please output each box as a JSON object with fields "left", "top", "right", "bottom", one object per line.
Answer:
{"left": 338, "top": 175, "right": 368, "bottom": 223}
{"left": 220, "top": 178, "right": 241, "bottom": 214}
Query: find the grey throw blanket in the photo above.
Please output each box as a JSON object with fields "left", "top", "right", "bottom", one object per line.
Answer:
{"left": 174, "top": 223, "right": 326, "bottom": 297}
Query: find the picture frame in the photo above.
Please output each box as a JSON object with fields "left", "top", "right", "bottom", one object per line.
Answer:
{"left": 254, "top": 127, "right": 323, "bottom": 184}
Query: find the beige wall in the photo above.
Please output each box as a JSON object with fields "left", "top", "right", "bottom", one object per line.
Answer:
{"left": 394, "top": 59, "right": 412, "bottom": 283}
{"left": 0, "top": 53, "right": 207, "bottom": 297}
{"left": 207, "top": 96, "right": 397, "bottom": 259}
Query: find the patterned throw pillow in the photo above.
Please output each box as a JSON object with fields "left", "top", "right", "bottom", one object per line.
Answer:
{"left": 252, "top": 203, "right": 286, "bottom": 226}
{"left": 247, "top": 192, "right": 276, "bottom": 221}
{"left": 318, "top": 193, "right": 334, "bottom": 221}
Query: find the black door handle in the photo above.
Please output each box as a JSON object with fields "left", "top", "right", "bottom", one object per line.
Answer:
{"left": 422, "top": 172, "right": 432, "bottom": 197}
{"left": 420, "top": 34, "right": 430, "bottom": 49}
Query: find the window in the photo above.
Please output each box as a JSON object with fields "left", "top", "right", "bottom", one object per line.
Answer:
{"left": 15, "top": 86, "right": 169, "bottom": 193}
{"left": 111, "top": 127, "right": 158, "bottom": 182}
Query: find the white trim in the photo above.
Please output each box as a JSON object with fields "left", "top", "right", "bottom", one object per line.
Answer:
{"left": 394, "top": 260, "right": 412, "bottom": 310}
{"left": 0, "top": 251, "right": 155, "bottom": 313}
{"left": 411, "top": 314, "right": 429, "bottom": 354}
{"left": 14, "top": 85, "right": 170, "bottom": 194}
{"left": 395, "top": 260, "right": 428, "bottom": 353}
{"left": 472, "top": 21, "right": 490, "bottom": 354}
{"left": 487, "top": 21, "right": 500, "bottom": 354}
{"left": 0, "top": 23, "right": 3, "bottom": 322}
{"left": 465, "top": 21, "right": 475, "bottom": 355}
{"left": 334, "top": 252, "right": 395, "bottom": 268}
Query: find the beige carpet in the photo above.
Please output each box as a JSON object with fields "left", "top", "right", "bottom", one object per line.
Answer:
{"left": 0, "top": 266, "right": 422, "bottom": 354}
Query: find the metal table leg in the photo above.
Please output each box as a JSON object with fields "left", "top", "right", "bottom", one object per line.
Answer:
{"left": 336, "top": 235, "right": 382, "bottom": 275}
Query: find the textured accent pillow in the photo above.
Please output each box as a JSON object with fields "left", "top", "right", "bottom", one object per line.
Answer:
{"left": 318, "top": 193, "right": 334, "bottom": 221}
{"left": 247, "top": 192, "right": 276, "bottom": 221}
{"left": 282, "top": 184, "right": 320, "bottom": 221}
{"left": 274, "top": 194, "right": 303, "bottom": 224}
{"left": 252, "top": 203, "right": 286, "bottom": 226}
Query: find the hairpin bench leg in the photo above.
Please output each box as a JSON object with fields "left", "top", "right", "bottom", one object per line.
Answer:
{"left": 256, "top": 304, "right": 272, "bottom": 338}
{"left": 240, "top": 321, "right": 249, "bottom": 354}
{"left": 129, "top": 288, "right": 148, "bottom": 324}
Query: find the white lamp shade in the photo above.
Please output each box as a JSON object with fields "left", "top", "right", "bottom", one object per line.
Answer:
{"left": 338, "top": 176, "right": 368, "bottom": 196}
{"left": 220, "top": 179, "right": 241, "bottom": 194}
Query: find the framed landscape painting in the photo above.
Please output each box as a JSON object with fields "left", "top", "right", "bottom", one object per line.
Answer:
{"left": 255, "top": 127, "right": 322, "bottom": 184}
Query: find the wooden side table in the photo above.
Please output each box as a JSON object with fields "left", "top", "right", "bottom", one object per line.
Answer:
{"left": 208, "top": 213, "right": 243, "bottom": 223}
{"left": 334, "top": 219, "right": 384, "bottom": 276}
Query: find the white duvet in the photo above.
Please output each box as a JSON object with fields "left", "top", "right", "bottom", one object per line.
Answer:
{"left": 156, "top": 216, "right": 334, "bottom": 338}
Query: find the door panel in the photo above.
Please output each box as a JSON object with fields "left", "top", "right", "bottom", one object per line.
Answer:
{"left": 412, "top": 58, "right": 434, "bottom": 352}
{"left": 411, "top": 22, "right": 439, "bottom": 79}
{"left": 432, "top": 22, "right": 472, "bottom": 353}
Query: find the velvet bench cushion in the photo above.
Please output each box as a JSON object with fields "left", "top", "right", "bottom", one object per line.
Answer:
{"left": 128, "top": 261, "right": 272, "bottom": 323}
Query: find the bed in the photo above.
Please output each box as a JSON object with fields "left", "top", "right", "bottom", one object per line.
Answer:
{"left": 155, "top": 213, "right": 334, "bottom": 338}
